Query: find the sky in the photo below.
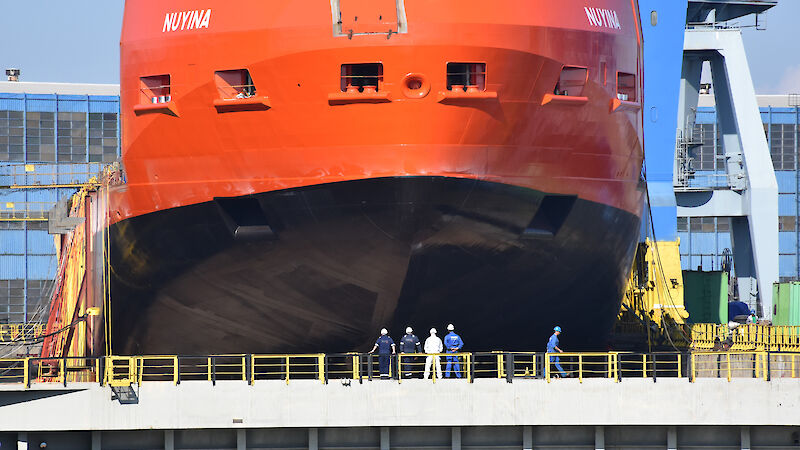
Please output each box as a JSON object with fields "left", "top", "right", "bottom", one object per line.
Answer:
{"left": 0, "top": 0, "right": 798, "bottom": 94}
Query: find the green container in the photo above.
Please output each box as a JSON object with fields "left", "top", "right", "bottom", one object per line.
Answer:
{"left": 683, "top": 270, "right": 728, "bottom": 324}
{"left": 772, "top": 282, "right": 800, "bottom": 326}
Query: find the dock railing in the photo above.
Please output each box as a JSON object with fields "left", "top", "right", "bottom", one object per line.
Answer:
{"left": 1, "top": 351, "right": 799, "bottom": 388}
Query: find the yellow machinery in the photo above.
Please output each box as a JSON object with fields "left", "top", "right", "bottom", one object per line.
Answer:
{"left": 615, "top": 239, "right": 691, "bottom": 350}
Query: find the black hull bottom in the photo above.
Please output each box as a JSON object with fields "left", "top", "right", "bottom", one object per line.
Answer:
{"left": 108, "top": 177, "right": 641, "bottom": 354}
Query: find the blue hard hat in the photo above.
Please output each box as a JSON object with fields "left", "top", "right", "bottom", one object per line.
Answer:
{"left": 554, "top": 326, "right": 562, "bottom": 332}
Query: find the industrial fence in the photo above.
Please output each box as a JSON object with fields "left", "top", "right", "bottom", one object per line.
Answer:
{"left": 0, "top": 324, "right": 45, "bottom": 343}
{"left": 691, "top": 323, "right": 800, "bottom": 351}
{"left": 1, "top": 351, "right": 799, "bottom": 388}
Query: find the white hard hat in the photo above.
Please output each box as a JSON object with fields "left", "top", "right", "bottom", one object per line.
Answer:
{"left": 430, "top": 328, "right": 437, "bottom": 334}
{"left": 447, "top": 323, "right": 454, "bottom": 331}
{"left": 380, "top": 328, "right": 388, "bottom": 335}
{"left": 406, "top": 327, "right": 413, "bottom": 334}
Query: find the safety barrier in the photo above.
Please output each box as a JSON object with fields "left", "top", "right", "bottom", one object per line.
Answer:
{"left": 0, "top": 324, "right": 45, "bottom": 342}
{"left": 1, "top": 351, "right": 799, "bottom": 388}
{"left": 691, "top": 323, "right": 800, "bottom": 352}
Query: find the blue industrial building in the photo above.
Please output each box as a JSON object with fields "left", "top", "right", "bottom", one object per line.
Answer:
{"left": 0, "top": 81, "right": 120, "bottom": 324}
{"left": 678, "top": 95, "right": 800, "bottom": 282}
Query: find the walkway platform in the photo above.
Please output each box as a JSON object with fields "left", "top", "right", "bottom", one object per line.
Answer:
{"left": 1, "top": 378, "right": 799, "bottom": 449}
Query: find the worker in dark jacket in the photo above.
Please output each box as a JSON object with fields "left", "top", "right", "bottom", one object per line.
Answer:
{"left": 369, "top": 328, "right": 396, "bottom": 378}
{"left": 399, "top": 326, "right": 421, "bottom": 378}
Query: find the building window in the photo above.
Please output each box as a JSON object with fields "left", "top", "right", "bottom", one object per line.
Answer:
{"left": 616, "top": 72, "right": 636, "bottom": 101}
{"left": 0, "top": 110, "right": 25, "bottom": 162}
{"left": 716, "top": 217, "right": 730, "bottom": 232}
{"left": 215, "top": 69, "right": 257, "bottom": 99}
{"left": 140, "top": 75, "right": 172, "bottom": 104}
{"left": 446, "top": 63, "right": 486, "bottom": 92}
{"left": 88, "top": 113, "right": 118, "bottom": 163}
{"left": 56, "top": 112, "right": 87, "bottom": 163}
{"left": 688, "top": 123, "right": 722, "bottom": 171}
{"left": 779, "top": 216, "right": 796, "bottom": 232}
{"left": 25, "top": 111, "right": 56, "bottom": 162}
{"left": 677, "top": 217, "right": 688, "bottom": 232}
{"left": 340, "top": 63, "right": 383, "bottom": 93}
{"left": 770, "top": 123, "right": 796, "bottom": 171}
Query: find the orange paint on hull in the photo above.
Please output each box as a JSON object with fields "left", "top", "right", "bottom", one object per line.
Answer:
{"left": 116, "top": 0, "right": 644, "bottom": 223}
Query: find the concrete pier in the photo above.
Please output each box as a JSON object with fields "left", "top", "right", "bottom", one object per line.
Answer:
{"left": 1, "top": 378, "right": 799, "bottom": 448}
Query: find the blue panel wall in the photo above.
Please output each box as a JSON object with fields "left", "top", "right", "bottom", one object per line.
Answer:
{"left": 0, "top": 90, "right": 120, "bottom": 323}
{"left": 639, "top": 0, "right": 688, "bottom": 241}
{"left": 679, "top": 106, "right": 800, "bottom": 282}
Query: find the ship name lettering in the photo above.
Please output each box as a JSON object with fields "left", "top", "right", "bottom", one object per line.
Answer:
{"left": 162, "top": 9, "right": 212, "bottom": 33}
{"left": 584, "top": 7, "right": 621, "bottom": 30}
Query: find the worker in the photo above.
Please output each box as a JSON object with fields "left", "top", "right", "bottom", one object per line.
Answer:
{"left": 399, "top": 326, "right": 421, "bottom": 378}
{"left": 369, "top": 328, "right": 396, "bottom": 379}
{"left": 443, "top": 324, "right": 464, "bottom": 378}
{"left": 423, "top": 328, "right": 443, "bottom": 380}
{"left": 547, "top": 326, "right": 568, "bottom": 378}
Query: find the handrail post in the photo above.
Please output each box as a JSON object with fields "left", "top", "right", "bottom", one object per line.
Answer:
{"left": 367, "top": 354, "right": 373, "bottom": 381}
{"left": 397, "top": 354, "right": 403, "bottom": 383}
{"left": 690, "top": 352, "right": 695, "bottom": 382}
{"left": 24, "top": 357, "right": 30, "bottom": 388}
{"left": 175, "top": 356, "right": 180, "bottom": 385}
{"left": 578, "top": 354, "right": 583, "bottom": 383}
{"left": 62, "top": 357, "right": 67, "bottom": 387}
{"left": 285, "top": 356, "right": 290, "bottom": 385}
{"left": 469, "top": 353, "right": 475, "bottom": 383}
{"left": 247, "top": 354, "right": 253, "bottom": 386}
{"left": 506, "top": 353, "right": 514, "bottom": 383}
{"left": 677, "top": 353, "right": 682, "bottom": 379}
{"left": 211, "top": 356, "right": 216, "bottom": 386}
{"left": 320, "top": 354, "right": 326, "bottom": 384}
{"left": 641, "top": 353, "right": 647, "bottom": 378}
{"left": 652, "top": 354, "right": 657, "bottom": 383}
{"left": 545, "top": 353, "right": 550, "bottom": 383}
{"left": 726, "top": 353, "right": 731, "bottom": 382}
{"left": 766, "top": 351, "right": 771, "bottom": 381}
{"left": 496, "top": 353, "right": 504, "bottom": 379}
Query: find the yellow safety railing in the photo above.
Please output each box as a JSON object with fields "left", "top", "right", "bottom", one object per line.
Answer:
{"left": 545, "top": 352, "right": 620, "bottom": 383}
{"left": 396, "top": 352, "right": 471, "bottom": 382}
{"left": 1, "top": 351, "right": 799, "bottom": 388}
{"left": 691, "top": 323, "right": 800, "bottom": 352}
{"left": 0, "top": 324, "right": 45, "bottom": 342}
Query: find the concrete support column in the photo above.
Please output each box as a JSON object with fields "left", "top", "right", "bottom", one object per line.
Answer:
{"left": 452, "top": 426, "right": 462, "bottom": 450}
{"left": 523, "top": 426, "right": 533, "bottom": 450}
{"left": 92, "top": 431, "right": 102, "bottom": 450}
{"left": 380, "top": 427, "right": 390, "bottom": 450}
{"left": 237, "top": 429, "right": 246, "bottom": 450}
{"left": 17, "top": 432, "right": 27, "bottom": 450}
{"left": 308, "top": 428, "right": 319, "bottom": 450}
{"left": 741, "top": 426, "right": 751, "bottom": 450}
{"left": 165, "top": 430, "right": 174, "bottom": 450}
{"left": 668, "top": 426, "right": 677, "bottom": 450}
{"left": 595, "top": 426, "right": 605, "bottom": 450}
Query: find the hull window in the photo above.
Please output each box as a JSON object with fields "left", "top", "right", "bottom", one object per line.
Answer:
{"left": 341, "top": 63, "right": 384, "bottom": 93}
{"left": 617, "top": 72, "right": 637, "bottom": 102}
{"left": 554, "top": 66, "right": 588, "bottom": 97}
{"left": 214, "top": 69, "right": 257, "bottom": 99}
{"left": 139, "top": 75, "right": 171, "bottom": 104}
{"left": 446, "top": 63, "right": 486, "bottom": 92}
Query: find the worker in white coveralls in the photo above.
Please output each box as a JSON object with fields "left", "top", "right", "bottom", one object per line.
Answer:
{"left": 423, "top": 327, "right": 443, "bottom": 379}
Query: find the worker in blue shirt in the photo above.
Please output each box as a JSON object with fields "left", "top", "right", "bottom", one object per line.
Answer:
{"left": 547, "top": 326, "right": 568, "bottom": 378}
{"left": 369, "top": 328, "right": 396, "bottom": 379}
{"left": 443, "top": 323, "right": 464, "bottom": 378}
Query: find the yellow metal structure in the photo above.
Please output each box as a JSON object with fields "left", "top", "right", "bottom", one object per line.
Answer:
{"left": 0, "top": 324, "right": 45, "bottom": 343}
{"left": 616, "top": 239, "right": 691, "bottom": 349}
{"left": 623, "top": 239, "right": 689, "bottom": 326}
{"left": 691, "top": 323, "right": 800, "bottom": 352}
{"left": 1, "top": 350, "right": 797, "bottom": 388}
